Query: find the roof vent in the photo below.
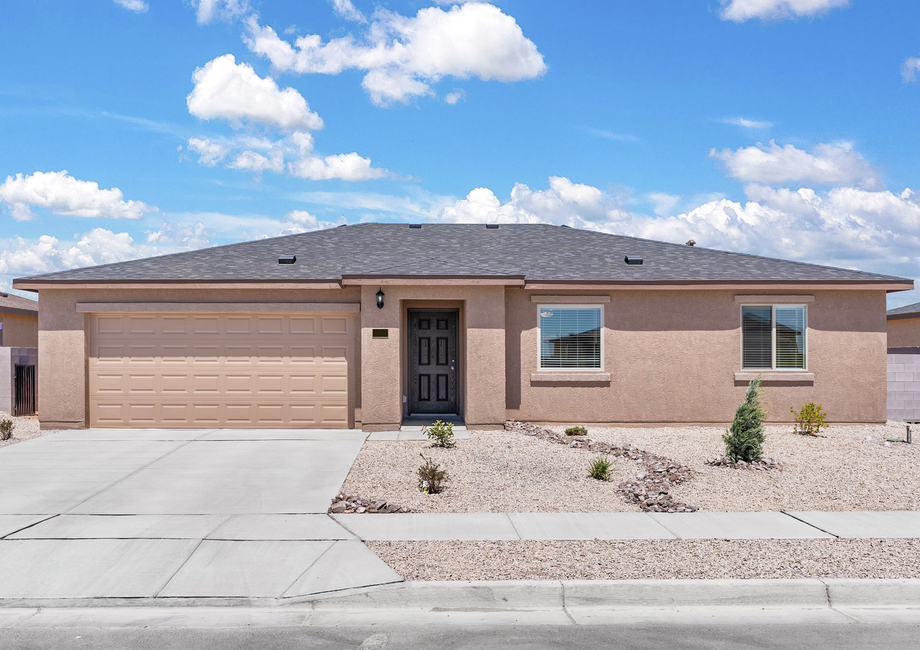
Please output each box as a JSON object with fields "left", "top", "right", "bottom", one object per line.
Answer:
{"left": 560, "top": 224, "right": 570, "bottom": 228}
{"left": 485, "top": 224, "right": 499, "bottom": 230}
{"left": 0, "top": 291, "right": 7, "bottom": 298}
{"left": 278, "top": 255, "right": 297, "bottom": 265}
{"left": 686, "top": 239, "right": 696, "bottom": 247}
{"left": 624, "top": 255, "right": 643, "bottom": 265}
{"left": 408, "top": 223, "right": 422, "bottom": 229}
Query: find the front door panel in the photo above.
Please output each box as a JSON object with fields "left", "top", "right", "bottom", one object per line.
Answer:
{"left": 409, "top": 310, "right": 458, "bottom": 415}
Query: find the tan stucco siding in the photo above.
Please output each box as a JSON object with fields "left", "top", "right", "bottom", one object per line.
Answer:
{"left": 0, "top": 312, "right": 38, "bottom": 348}
{"left": 888, "top": 316, "right": 920, "bottom": 349}
{"left": 506, "top": 288, "right": 887, "bottom": 424}
{"left": 37, "top": 288, "right": 361, "bottom": 429}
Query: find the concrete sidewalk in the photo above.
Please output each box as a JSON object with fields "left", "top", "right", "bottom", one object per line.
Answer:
{"left": 1, "top": 580, "right": 919, "bottom": 627}
{"left": 333, "top": 510, "right": 920, "bottom": 540}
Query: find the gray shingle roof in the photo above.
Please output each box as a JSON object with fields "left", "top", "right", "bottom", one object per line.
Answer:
{"left": 889, "top": 301, "right": 920, "bottom": 319}
{"left": 13, "top": 223, "right": 913, "bottom": 286}
{"left": 0, "top": 291, "right": 38, "bottom": 315}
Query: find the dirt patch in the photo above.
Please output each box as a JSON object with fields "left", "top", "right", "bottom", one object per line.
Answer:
{"left": 368, "top": 538, "right": 920, "bottom": 581}
{"left": 341, "top": 421, "right": 918, "bottom": 512}
{"left": 0, "top": 411, "right": 43, "bottom": 449}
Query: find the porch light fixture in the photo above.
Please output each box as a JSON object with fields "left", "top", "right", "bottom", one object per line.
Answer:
{"left": 376, "top": 288, "right": 385, "bottom": 309}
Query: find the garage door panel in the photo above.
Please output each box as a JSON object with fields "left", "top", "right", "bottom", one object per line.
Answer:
{"left": 89, "top": 313, "right": 353, "bottom": 429}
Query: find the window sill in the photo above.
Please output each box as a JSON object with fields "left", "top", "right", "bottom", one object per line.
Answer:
{"left": 531, "top": 372, "right": 611, "bottom": 384}
{"left": 734, "top": 371, "right": 814, "bottom": 383}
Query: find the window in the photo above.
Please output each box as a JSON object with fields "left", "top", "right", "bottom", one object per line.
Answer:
{"left": 741, "top": 305, "right": 806, "bottom": 370}
{"left": 538, "top": 305, "right": 602, "bottom": 369}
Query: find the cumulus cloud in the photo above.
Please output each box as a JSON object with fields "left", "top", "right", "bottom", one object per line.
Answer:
{"left": 902, "top": 57, "right": 920, "bottom": 83}
{"left": 191, "top": 0, "right": 250, "bottom": 25}
{"left": 112, "top": 0, "right": 148, "bottom": 12}
{"left": 444, "top": 90, "right": 466, "bottom": 105}
{"left": 331, "top": 0, "right": 367, "bottom": 23}
{"left": 185, "top": 131, "right": 387, "bottom": 182}
{"left": 0, "top": 171, "right": 155, "bottom": 221}
{"left": 720, "top": 117, "right": 773, "bottom": 129}
{"left": 187, "top": 54, "right": 324, "bottom": 131}
{"left": 710, "top": 141, "right": 882, "bottom": 190}
{"left": 719, "top": 0, "right": 849, "bottom": 22}
{"left": 243, "top": 2, "right": 546, "bottom": 105}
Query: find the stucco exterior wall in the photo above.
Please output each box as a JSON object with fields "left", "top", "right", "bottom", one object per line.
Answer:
{"left": 506, "top": 288, "right": 888, "bottom": 424}
{"left": 888, "top": 316, "right": 920, "bottom": 349}
{"left": 359, "top": 284, "right": 506, "bottom": 430}
{"left": 36, "top": 287, "right": 361, "bottom": 429}
{"left": 0, "top": 312, "right": 38, "bottom": 348}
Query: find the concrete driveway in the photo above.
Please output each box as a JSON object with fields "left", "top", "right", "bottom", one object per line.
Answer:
{"left": 0, "top": 429, "right": 401, "bottom": 601}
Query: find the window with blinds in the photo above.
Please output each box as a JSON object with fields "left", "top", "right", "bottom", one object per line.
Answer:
{"left": 538, "top": 306, "right": 602, "bottom": 369}
{"left": 741, "top": 305, "right": 806, "bottom": 370}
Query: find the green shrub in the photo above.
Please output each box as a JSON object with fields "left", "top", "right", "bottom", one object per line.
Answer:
{"left": 588, "top": 456, "right": 613, "bottom": 481}
{"left": 424, "top": 420, "right": 456, "bottom": 448}
{"left": 723, "top": 377, "right": 766, "bottom": 462}
{"left": 418, "top": 454, "right": 448, "bottom": 494}
{"left": 0, "top": 419, "right": 13, "bottom": 441}
{"left": 791, "top": 402, "right": 827, "bottom": 436}
{"left": 565, "top": 426, "right": 588, "bottom": 436}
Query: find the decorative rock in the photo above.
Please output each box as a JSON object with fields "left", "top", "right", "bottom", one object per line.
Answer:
{"left": 328, "top": 495, "right": 413, "bottom": 514}
{"left": 505, "top": 420, "right": 697, "bottom": 513}
{"left": 706, "top": 455, "right": 782, "bottom": 471}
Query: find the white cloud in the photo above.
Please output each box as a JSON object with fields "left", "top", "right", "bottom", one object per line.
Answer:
{"left": 186, "top": 131, "right": 387, "bottom": 182}
{"left": 902, "top": 57, "right": 920, "bottom": 83}
{"left": 710, "top": 141, "right": 882, "bottom": 190}
{"left": 0, "top": 171, "right": 155, "bottom": 221}
{"left": 192, "top": 0, "right": 250, "bottom": 25}
{"left": 145, "top": 221, "right": 210, "bottom": 248}
{"left": 112, "top": 0, "right": 148, "bottom": 13}
{"left": 720, "top": 117, "right": 774, "bottom": 129}
{"left": 243, "top": 2, "right": 546, "bottom": 106}
{"left": 647, "top": 192, "right": 680, "bottom": 217}
{"left": 186, "top": 137, "right": 230, "bottom": 166}
{"left": 187, "top": 54, "right": 324, "bottom": 131}
{"left": 719, "top": 0, "right": 849, "bottom": 22}
{"left": 444, "top": 90, "right": 466, "bottom": 105}
{"left": 331, "top": 0, "right": 367, "bottom": 23}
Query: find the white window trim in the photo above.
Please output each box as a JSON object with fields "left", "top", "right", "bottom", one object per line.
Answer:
{"left": 740, "top": 304, "right": 808, "bottom": 371}
{"left": 537, "top": 303, "right": 605, "bottom": 372}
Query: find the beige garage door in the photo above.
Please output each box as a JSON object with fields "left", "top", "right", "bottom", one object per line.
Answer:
{"left": 89, "top": 313, "right": 353, "bottom": 428}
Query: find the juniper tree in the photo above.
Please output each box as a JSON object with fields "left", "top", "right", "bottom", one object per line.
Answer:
{"left": 723, "top": 377, "right": 766, "bottom": 462}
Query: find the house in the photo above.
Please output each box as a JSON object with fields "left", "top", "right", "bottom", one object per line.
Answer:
{"left": 12, "top": 223, "right": 912, "bottom": 431}
{"left": 0, "top": 291, "right": 38, "bottom": 348}
{"left": 888, "top": 301, "right": 920, "bottom": 350}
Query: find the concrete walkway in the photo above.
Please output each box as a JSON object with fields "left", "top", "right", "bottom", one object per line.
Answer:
{"left": 0, "top": 429, "right": 401, "bottom": 600}
{"left": 333, "top": 510, "right": 920, "bottom": 540}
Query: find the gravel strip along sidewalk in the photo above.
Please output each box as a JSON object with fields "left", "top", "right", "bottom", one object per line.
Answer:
{"left": 368, "top": 539, "right": 920, "bottom": 581}
{"left": 0, "top": 411, "right": 42, "bottom": 449}
{"left": 341, "top": 421, "right": 918, "bottom": 512}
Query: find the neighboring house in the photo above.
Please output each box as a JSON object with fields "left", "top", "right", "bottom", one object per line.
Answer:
{"left": 12, "top": 223, "right": 913, "bottom": 431}
{"left": 888, "top": 302, "right": 920, "bottom": 350}
{"left": 0, "top": 291, "right": 38, "bottom": 348}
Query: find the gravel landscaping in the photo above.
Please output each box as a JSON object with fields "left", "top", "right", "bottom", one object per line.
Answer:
{"left": 0, "top": 411, "right": 42, "bottom": 449}
{"left": 340, "top": 421, "right": 918, "bottom": 512}
{"left": 368, "top": 539, "right": 920, "bottom": 581}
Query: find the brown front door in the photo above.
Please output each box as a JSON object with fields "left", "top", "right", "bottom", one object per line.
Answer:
{"left": 408, "top": 310, "right": 459, "bottom": 415}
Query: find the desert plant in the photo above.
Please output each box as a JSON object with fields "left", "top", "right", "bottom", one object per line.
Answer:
{"left": 417, "top": 453, "right": 448, "bottom": 494}
{"left": 588, "top": 455, "right": 613, "bottom": 481}
{"left": 723, "top": 377, "right": 767, "bottom": 462}
{"left": 791, "top": 402, "right": 827, "bottom": 436}
{"left": 424, "top": 420, "right": 455, "bottom": 448}
{"left": 565, "top": 426, "right": 588, "bottom": 436}
{"left": 0, "top": 418, "right": 13, "bottom": 441}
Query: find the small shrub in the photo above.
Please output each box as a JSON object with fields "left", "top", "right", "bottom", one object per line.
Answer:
{"left": 588, "top": 455, "right": 613, "bottom": 481}
{"left": 418, "top": 453, "right": 448, "bottom": 494}
{"left": 791, "top": 402, "right": 828, "bottom": 436}
{"left": 424, "top": 420, "right": 455, "bottom": 448}
{"left": 723, "top": 377, "right": 766, "bottom": 462}
{"left": 0, "top": 418, "right": 13, "bottom": 441}
{"left": 565, "top": 426, "right": 588, "bottom": 436}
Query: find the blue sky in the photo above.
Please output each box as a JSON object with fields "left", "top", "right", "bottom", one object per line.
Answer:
{"left": 2, "top": 0, "right": 919, "bottom": 306}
